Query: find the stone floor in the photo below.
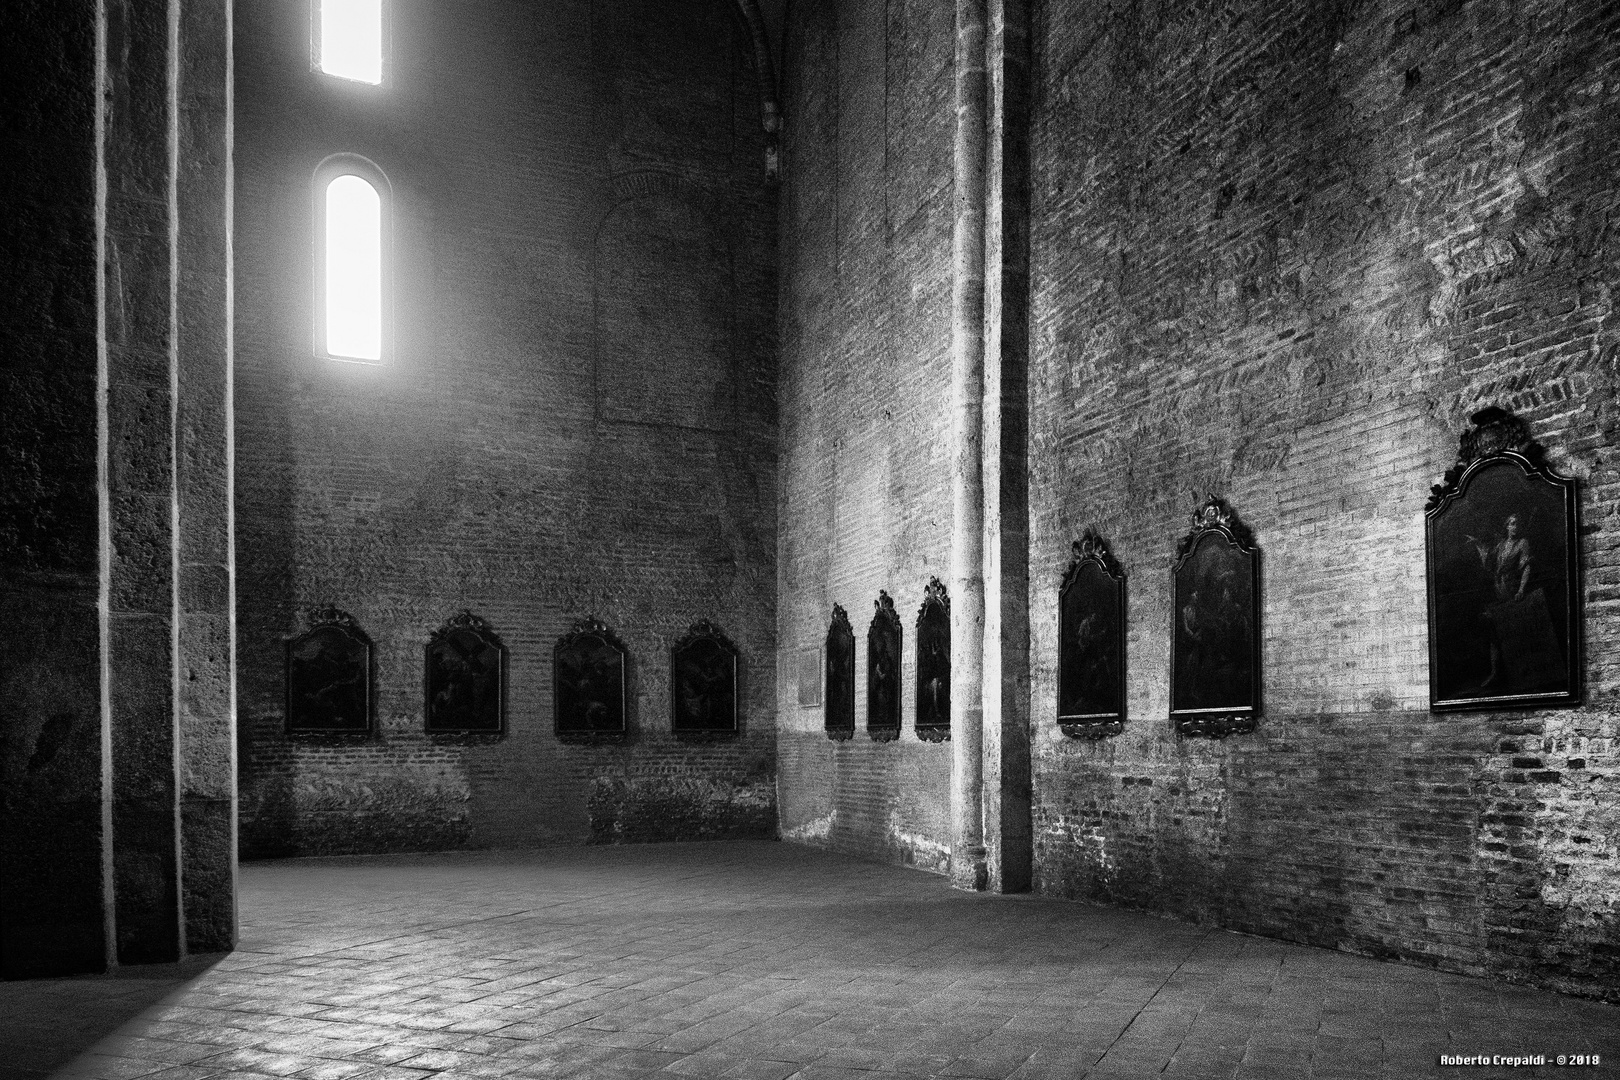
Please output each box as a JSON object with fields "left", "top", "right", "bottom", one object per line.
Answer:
{"left": 3, "top": 842, "right": 1616, "bottom": 1080}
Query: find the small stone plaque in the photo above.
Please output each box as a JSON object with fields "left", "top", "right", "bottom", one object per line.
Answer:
{"left": 796, "top": 647, "right": 821, "bottom": 707}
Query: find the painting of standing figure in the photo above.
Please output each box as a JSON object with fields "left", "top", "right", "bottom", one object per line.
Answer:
{"left": 1427, "top": 408, "right": 1580, "bottom": 711}
{"left": 914, "top": 579, "right": 950, "bottom": 742}
{"left": 286, "top": 607, "right": 372, "bottom": 734}
{"left": 425, "top": 612, "right": 505, "bottom": 733}
{"left": 867, "top": 591, "right": 901, "bottom": 741}
{"left": 1059, "top": 531, "right": 1125, "bottom": 739}
{"left": 824, "top": 606, "right": 855, "bottom": 740}
{"left": 671, "top": 620, "right": 739, "bottom": 736}
{"left": 555, "top": 618, "right": 628, "bottom": 742}
{"left": 1170, "top": 498, "right": 1260, "bottom": 737}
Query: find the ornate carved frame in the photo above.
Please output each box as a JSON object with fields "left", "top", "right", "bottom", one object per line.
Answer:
{"left": 285, "top": 606, "right": 373, "bottom": 736}
{"left": 1425, "top": 407, "right": 1581, "bottom": 712}
{"left": 1170, "top": 497, "right": 1261, "bottom": 738}
{"left": 824, "top": 605, "right": 856, "bottom": 741}
{"left": 424, "top": 610, "right": 507, "bottom": 737}
{"left": 866, "top": 591, "right": 902, "bottom": 742}
{"left": 1059, "top": 530, "right": 1126, "bottom": 740}
{"left": 914, "top": 578, "right": 951, "bottom": 743}
{"left": 670, "top": 619, "right": 741, "bottom": 741}
{"left": 554, "top": 617, "right": 628, "bottom": 745}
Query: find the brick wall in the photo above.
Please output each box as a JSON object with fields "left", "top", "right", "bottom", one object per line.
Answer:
{"left": 234, "top": 0, "right": 778, "bottom": 856}
{"left": 1027, "top": 0, "right": 1620, "bottom": 1000}
{"left": 774, "top": 0, "right": 960, "bottom": 873}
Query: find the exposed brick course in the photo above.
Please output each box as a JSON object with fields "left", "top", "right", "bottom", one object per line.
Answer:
{"left": 1025, "top": 0, "right": 1620, "bottom": 1000}
{"left": 775, "top": 0, "right": 963, "bottom": 872}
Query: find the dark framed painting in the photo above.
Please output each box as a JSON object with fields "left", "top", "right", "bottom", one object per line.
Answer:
{"left": 554, "top": 617, "right": 627, "bottom": 744}
{"left": 824, "top": 606, "right": 855, "bottom": 741}
{"left": 1059, "top": 530, "right": 1126, "bottom": 739}
{"left": 671, "top": 619, "right": 739, "bottom": 739}
{"left": 1170, "top": 498, "right": 1260, "bottom": 738}
{"left": 1426, "top": 407, "right": 1581, "bottom": 711}
{"left": 286, "top": 606, "right": 372, "bottom": 735}
{"left": 914, "top": 578, "right": 950, "bottom": 742}
{"left": 867, "top": 591, "right": 901, "bottom": 742}
{"left": 424, "top": 611, "right": 506, "bottom": 735}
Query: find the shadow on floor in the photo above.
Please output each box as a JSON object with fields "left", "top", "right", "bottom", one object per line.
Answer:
{"left": 0, "top": 954, "right": 226, "bottom": 1080}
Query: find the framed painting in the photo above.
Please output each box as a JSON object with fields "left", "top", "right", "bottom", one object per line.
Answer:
{"left": 824, "top": 605, "right": 855, "bottom": 741}
{"left": 554, "top": 617, "right": 627, "bottom": 743}
{"left": 424, "top": 611, "right": 506, "bottom": 735}
{"left": 1059, "top": 530, "right": 1126, "bottom": 739}
{"left": 1426, "top": 407, "right": 1580, "bottom": 711}
{"left": 914, "top": 578, "right": 950, "bottom": 742}
{"left": 866, "top": 591, "right": 901, "bottom": 742}
{"left": 671, "top": 619, "right": 739, "bottom": 738}
{"left": 1170, "top": 498, "right": 1260, "bottom": 737}
{"left": 286, "top": 606, "right": 372, "bottom": 734}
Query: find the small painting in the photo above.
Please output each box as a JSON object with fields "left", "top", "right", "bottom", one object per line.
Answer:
{"left": 286, "top": 607, "right": 371, "bottom": 734}
{"left": 555, "top": 617, "right": 627, "bottom": 743}
{"left": 915, "top": 578, "right": 950, "bottom": 742}
{"left": 867, "top": 591, "right": 901, "bottom": 741}
{"left": 671, "top": 620, "right": 739, "bottom": 737}
{"left": 1170, "top": 498, "right": 1260, "bottom": 737}
{"left": 825, "top": 606, "right": 855, "bottom": 740}
{"left": 1059, "top": 531, "right": 1125, "bottom": 739}
{"left": 1427, "top": 408, "right": 1580, "bottom": 711}
{"left": 425, "top": 612, "right": 506, "bottom": 734}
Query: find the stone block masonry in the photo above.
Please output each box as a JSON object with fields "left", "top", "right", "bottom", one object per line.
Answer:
{"left": 232, "top": 0, "right": 779, "bottom": 855}
{"left": 1, "top": 0, "right": 237, "bottom": 977}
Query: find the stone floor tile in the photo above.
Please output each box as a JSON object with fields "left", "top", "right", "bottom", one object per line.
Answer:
{"left": 0, "top": 844, "right": 1613, "bottom": 1080}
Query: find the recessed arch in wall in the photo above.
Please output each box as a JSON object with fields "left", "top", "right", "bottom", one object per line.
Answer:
{"left": 592, "top": 172, "right": 737, "bottom": 432}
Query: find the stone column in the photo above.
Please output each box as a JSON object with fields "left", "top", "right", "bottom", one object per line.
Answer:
{"left": 0, "top": 0, "right": 108, "bottom": 979}
{"left": 0, "top": 0, "right": 236, "bottom": 978}
{"left": 949, "top": 0, "right": 990, "bottom": 893}
{"left": 103, "top": 0, "right": 185, "bottom": 966}
{"left": 175, "top": 0, "right": 237, "bottom": 956}
{"left": 981, "top": 0, "right": 1033, "bottom": 894}
{"left": 103, "top": 0, "right": 237, "bottom": 966}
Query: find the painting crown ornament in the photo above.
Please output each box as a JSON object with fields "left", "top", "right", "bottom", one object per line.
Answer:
{"left": 434, "top": 609, "right": 497, "bottom": 641}
{"left": 1070, "top": 528, "right": 1123, "bottom": 578}
{"left": 919, "top": 577, "right": 949, "bottom": 617}
{"left": 445, "top": 609, "right": 492, "bottom": 631}
{"left": 873, "top": 589, "right": 899, "bottom": 626}
{"left": 1426, "top": 405, "right": 1547, "bottom": 511}
{"left": 307, "top": 605, "right": 363, "bottom": 631}
{"left": 1176, "top": 495, "right": 1254, "bottom": 556}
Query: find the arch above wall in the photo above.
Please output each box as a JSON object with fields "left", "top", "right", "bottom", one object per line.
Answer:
{"left": 730, "top": 0, "right": 782, "bottom": 179}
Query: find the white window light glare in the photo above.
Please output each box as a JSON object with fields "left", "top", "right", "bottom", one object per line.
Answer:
{"left": 320, "top": 0, "right": 383, "bottom": 84}
{"left": 324, "top": 174, "right": 383, "bottom": 362}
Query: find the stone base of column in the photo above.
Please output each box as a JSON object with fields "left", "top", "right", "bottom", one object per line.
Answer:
{"left": 951, "top": 846, "right": 989, "bottom": 892}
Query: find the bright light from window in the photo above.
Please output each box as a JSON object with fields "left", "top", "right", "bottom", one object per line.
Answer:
{"left": 320, "top": 0, "right": 383, "bottom": 84}
{"left": 324, "top": 174, "right": 382, "bottom": 362}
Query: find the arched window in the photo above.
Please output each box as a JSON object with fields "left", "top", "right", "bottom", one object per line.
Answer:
{"left": 314, "top": 0, "right": 384, "bottom": 85}
{"left": 313, "top": 156, "right": 391, "bottom": 364}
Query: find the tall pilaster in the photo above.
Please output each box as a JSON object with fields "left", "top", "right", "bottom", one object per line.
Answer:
{"left": 949, "top": 0, "right": 990, "bottom": 893}
{"left": 981, "top": 0, "right": 1033, "bottom": 894}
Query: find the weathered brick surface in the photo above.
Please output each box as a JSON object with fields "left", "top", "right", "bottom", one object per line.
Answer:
{"left": 1027, "top": 0, "right": 1620, "bottom": 999}
{"left": 775, "top": 0, "right": 960, "bottom": 873}
{"left": 234, "top": 0, "right": 778, "bottom": 856}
